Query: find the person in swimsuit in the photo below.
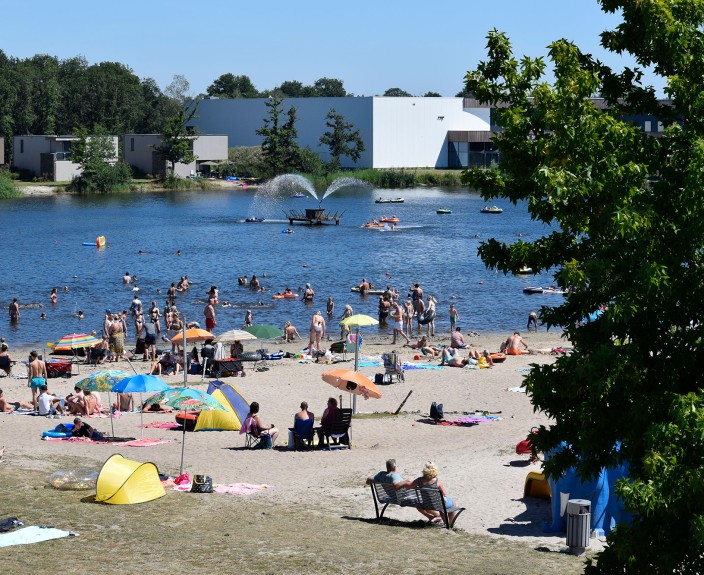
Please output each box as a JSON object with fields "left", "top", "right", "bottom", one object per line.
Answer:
{"left": 250, "top": 276, "right": 260, "bottom": 291}
{"left": 308, "top": 311, "right": 326, "bottom": 355}
{"left": 204, "top": 300, "right": 216, "bottom": 332}
{"left": 425, "top": 295, "right": 437, "bottom": 337}
{"left": 8, "top": 298, "right": 19, "bottom": 323}
{"left": 244, "top": 309, "right": 253, "bottom": 327}
{"left": 0, "top": 388, "right": 33, "bottom": 412}
{"left": 401, "top": 461, "right": 460, "bottom": 524}
{"left": 167, "top": 283, "right": 177, "bottom": 303}
{"left": 449, "top": 303, "right": 460, "bottom": 331}
{"left": 390, "top": 300, "right": 410, "bottom": 345}
{"left": 27, "top": 351, "right": 47, "bottom": 410}
{"left": 303, "top": 283, "right": 315, "bottom": 303}
{"left": 358, "top": 278, "right": 370, "bottom": 296}
{"left": 284, "top": 321, "right": 300, "bottom": 342}
{"left": 50, "top": 287, "right": 57, "bottom": 304}
{"left": 326, "top": 297, "right": 335, "bottom": 317}
{"left": 527, "top": 311, "right": 539, "bottom": 332}
{"left": 108, "top": 316, "right": 125, "bottom": 362}
{"left": 403, "top": 297, "right": 414, "bottom": 336}
{"left": 339, "top": 305, "right": 353, "bottom": 339}
{"left": 246, "top": 401, "right": 279, "bottom": 447}
{"left": 0, "top": 344, "right": 11, "bottom": 376}
{"left": 378, "top": 296, "right": 390, "bottom": 325}
{"left": 501, "top": 331, "right": 529, "bottom": 355}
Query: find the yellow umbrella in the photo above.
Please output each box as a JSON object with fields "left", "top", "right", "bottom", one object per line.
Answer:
{"left": 340, "top": 314, "right": 379, "bottom": 328}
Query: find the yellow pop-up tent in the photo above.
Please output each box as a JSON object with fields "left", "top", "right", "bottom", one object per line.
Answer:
{"left": 96, "top": 454, "right": 166, "bottom": 505}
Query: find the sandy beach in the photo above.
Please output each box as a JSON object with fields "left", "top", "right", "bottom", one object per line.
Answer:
{"left": 0, "top": 329, "right": 597, "bottom": 555}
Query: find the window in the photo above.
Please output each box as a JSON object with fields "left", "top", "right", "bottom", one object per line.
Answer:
{"left": 20, "top": 139, "right": 23, "bottom": 154}
{"left": 130, "top": 138, "right": 134, "bottom": 152}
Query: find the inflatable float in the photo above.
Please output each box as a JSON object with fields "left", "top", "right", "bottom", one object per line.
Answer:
{"left": 490, "top": 352, "right": 506, "bottom": 363}
{"left": 175, "top": 411, "right": 200, "bottom": 432}
{"left": 83, "top": 236, "right": 106, "bottom": 247}
{"left": 351, "top": 286, "right": 385, "bottom": 295}
{"left": 417, "top": 309, "right": 436, "bottom": 325}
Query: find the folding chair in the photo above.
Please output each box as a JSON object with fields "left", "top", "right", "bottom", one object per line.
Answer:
{"left": 382, "top": 351, "right": 404, "bottom": 383}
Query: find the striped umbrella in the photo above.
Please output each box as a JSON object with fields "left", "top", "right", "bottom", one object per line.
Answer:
{"left": 52, "top": 333, "right": 102, "bottom": 351}
{"left": 76, "top": 370, "right": 128, "bottom": 438}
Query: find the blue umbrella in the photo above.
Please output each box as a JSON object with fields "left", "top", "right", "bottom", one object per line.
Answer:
{"left": 112, "top": 374, "right": 170, "bottom": 437}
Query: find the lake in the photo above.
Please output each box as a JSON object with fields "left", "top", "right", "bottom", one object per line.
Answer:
{"left": 0, "top": 185, "right": 556, "bottom": 349}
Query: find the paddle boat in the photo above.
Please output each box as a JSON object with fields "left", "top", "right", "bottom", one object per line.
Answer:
{"left": 480, "top": 206, "right": 504, "bottom": 214}
{"left": 436, "top": 209, "right": 452, "bottom": 214}
{"left": 375, "top": 197, "right": 405, "bottom": 204}
{"left": 379, "top": 216, "right": 400, "bottom": 224}
{"left": 363, "top": 220, "right": 385, "bottom": 228}
{"left": 292, "top": 192, "right": 306, "bottom": 198}
{"left": 245, "top": 217, "right": 265, "bottom": 223}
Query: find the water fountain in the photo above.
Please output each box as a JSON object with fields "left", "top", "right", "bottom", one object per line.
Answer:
{"left": 248, "top": 174, "right": 371, "bottom": 225}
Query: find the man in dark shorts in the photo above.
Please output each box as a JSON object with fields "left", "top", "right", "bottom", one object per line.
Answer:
{"left": 143, "top": 318, "right": 159, "bottom": 362}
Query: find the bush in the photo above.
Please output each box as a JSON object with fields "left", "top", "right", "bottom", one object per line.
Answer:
{"left": 162, "top": 173, "right": 215, "bottom": 190}
{"left": 69, "top": 161, "right": 133, "bottom": 193}
{"left": 0, "top": 169, "right": 21, "bottom": 198}
{"left": 226, "top": 147, "right": 266, "bottom": 178}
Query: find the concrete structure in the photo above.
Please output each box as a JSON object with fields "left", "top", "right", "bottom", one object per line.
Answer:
{"left": 188, "top": 97, "right": 491, "bottom": 169}
{"left": 12, "top": 134, "right": 118, "bottom": 181}
{"left": 123, "top": 134, "right": 228, "bottom": 178}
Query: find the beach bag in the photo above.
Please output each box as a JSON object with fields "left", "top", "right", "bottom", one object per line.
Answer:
{"left": 430, "top": 402, "right": 444, "bottom": 421}
{"left": 190, "top": 474, "right": 213, "bottom": 493}
{"left": 257, "top": 434, "right": 273, "bottom": 450}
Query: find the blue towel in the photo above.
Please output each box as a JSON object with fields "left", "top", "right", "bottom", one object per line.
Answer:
{"left": 401, "top": 362, "right": 445, "bottom": 370}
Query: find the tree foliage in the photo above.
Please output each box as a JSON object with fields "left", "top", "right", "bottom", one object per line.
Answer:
{"left": 206, "top": 73, "right": 259, "bottom": 98}
{"left": 462, "top": 2, "right": 704, "bottom": 572}
{"left": 69, "top": 126, "right": 131, "bottom": 193}
{"left": 153, "top": 106, "right": 199, "bottom": 176}
{"left": 319, "top": 108, "right": 365, "bottom": 170}
{"left": 383, "top": 87, "right": 412, "bottom": 97}
{"left": 256, "top": 96, "right": 301, "bottom": 177}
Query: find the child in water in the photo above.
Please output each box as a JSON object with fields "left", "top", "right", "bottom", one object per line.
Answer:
{"left": 244, "top": 309, "right": 253, "bottom": 327}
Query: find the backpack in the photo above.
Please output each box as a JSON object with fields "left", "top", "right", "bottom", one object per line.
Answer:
{"left": 430, "top": 402, "right": 444, "bottom": 421}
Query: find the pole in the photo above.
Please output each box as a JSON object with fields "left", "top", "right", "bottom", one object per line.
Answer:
{"left": 394, "top": 390, "right": 413, "bottom": 415}
{"left": 108, "top": 391, "right": 115, "bottom": 437}
{"left": 182, "top": 315, "right": 188, "bottom": 388}
{"left": 352, "top": 326, "right": 360, "bottom": 414}
{"left": 179, "top": 408, "right": 187, "bottom": 475}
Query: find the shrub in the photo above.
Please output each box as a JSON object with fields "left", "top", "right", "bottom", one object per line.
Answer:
{"left": 0, "top": 169, "right": 20, "bottom": 198}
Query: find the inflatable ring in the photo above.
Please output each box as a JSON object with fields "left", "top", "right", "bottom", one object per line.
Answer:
{"left": 42, "top": 430, "right": 73, "bottom": 438}
{"left": 417, "top": 309, "right": 436, "bottom": 325}
{"left": 49, "top": 468, "right": 99, "bottom": 490}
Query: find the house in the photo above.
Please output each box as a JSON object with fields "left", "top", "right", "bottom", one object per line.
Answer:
{"left": 0, "top": 136, "right": 5, "bottom": 166}
{"left": 12, "top": 134, "right": 118, "bottom": 181}
{"left": 123, "top": 134, "right": 228, "bottom": 178}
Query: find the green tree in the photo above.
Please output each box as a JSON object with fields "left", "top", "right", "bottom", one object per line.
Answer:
{"left": 206, "top": 73, "right": 259, "bottom": 98}
{"left": 423, "top": 91, "right": 442, "bottom": 97}
{"left": 383, "top": 87, "right": 412, "bottom": 97}
{"left": 70, "top": 126, "right": 131, "bottom": 193}
{"left": 311, "top": 77, "right": 347, "bottom": 97}
{"left": 278, "top": 80, "right": 305, "bottom": 97}
{"left": 319, "top": 108, "right": 365, "bottom": 170}
{"left": 462, "top": 3, "right": 704, "bottom": 572}
{"left": 256, "top": 96, "right": 300, "bottom": 176}
{"left": 153, "top": 106, "right": 198, "bottom": 177}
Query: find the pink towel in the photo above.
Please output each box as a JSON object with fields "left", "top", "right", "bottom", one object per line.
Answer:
{"left": 120, "top": 438, "right": 170, "bottom": 447}
{"left": 143, "top": 422, "right": 180, "bottom": 429}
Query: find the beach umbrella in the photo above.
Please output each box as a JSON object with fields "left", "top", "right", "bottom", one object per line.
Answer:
{"left": 112, "top": 374, "right": 171, "bottom": 437}
{"left": 243, "top": 324, "right": 283, "bottom": 339}
{"left": 76, "top": 369, "right": 127, "bottom": 437}
{"left": 339, "top": 314, "right": 379, "bottom": 413}
{"left": 212, "top": 329, "right": 258, "bottom": 343}
{"left": 322, "top": 369, "right": 382, "bottom": 400}
{"left": 145, "top": 387, "right": 228, "bottom": 474}
{"left": 169, "top": 328, "right": 214, "bottom": 345}
{"left": 50, "top": 333, "right": 102, "bottom": 356}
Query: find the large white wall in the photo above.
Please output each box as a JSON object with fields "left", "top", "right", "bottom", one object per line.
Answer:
{"left": 190, "top": 97, "right": 491, "bottom": 169}
{"left": 372, "top": 98, "right": 491, "bottom": 168}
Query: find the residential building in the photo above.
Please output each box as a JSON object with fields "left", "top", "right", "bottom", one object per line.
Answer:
{"left": 123, "top": 134, "right": 228, "bottom": 178}
{"left": 12, "top": 134, "right": 118, "bottom": 181}
{"left": 0, "top": 137, "right": 5, "bottom": 165}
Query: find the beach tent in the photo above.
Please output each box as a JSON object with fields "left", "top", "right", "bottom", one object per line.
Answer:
{"left": 193, "top": 380, "right": 250, "bottom": 431}
{"left": 95, "top": 454, "right": 166, "bottom": 505}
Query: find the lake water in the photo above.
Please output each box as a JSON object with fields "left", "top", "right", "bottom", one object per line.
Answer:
{"left": 0, "top": 185, "right": 556, "bottom": 349}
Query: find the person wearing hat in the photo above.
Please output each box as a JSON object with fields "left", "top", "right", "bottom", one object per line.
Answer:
{"left": 303, "top": 283, "right": 315, "bottom": 303}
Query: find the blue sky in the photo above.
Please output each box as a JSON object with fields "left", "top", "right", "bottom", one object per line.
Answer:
{"left": 2, "top": 1, "right": 662, "bottom": 96}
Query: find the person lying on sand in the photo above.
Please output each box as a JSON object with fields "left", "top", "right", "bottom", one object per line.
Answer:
{"left": 0, "top": 388, "right": 33, "bottom": 412}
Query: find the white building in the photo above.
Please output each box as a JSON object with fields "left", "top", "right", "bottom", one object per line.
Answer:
{"left": 123, "top": 134, "right": 229, "bottom": 178}
{"left": 12, "top": 134, "right": 118, "bottom": 181}
{"left": 188, "top": 97, "right": 493, "bottom": 169}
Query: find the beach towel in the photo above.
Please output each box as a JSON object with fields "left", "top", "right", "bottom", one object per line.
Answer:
{"left": 508, "top": 386, "right": 527, "bottom": 393}
{"left": 401, "top": 362, "right": 446, "bottom": 370}
{"left": 43, "top": 436, "right": 168, "bottom": 447}
{"left": 358, "top": 360, "right": 382, "bottom": 368}
{"left": 143, "top": 421, "right": 180, "bottom": 429}
{"left": 432, "top": 415, "right": 501, "bottom": 427}
{"left": 0, "top": 526, "right": 77, "bottom": 547}
{"left": 171, "top": 482, "right": 270, "bottom": 494}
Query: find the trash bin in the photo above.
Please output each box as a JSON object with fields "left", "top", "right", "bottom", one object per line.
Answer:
{"left": 566, "top": 499, "right": 591, "bottom": 555}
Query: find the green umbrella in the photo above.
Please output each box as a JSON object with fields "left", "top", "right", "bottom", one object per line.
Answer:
{"left": 146, "top": 387, "right": 227, "bottom": 474}
{"left": 243, "top": 324, "right": 284, "bottom": 339}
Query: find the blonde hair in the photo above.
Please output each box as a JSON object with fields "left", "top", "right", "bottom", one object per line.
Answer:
{"left": 422, "top": 461, "right": 439, "bottom": 479}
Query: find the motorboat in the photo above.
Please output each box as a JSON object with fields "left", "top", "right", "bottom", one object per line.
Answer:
{"left": 523, "top": 286, "right": 544, "bottom": 294}
{"left": 436, "top": 209, "right": 452, "bottom": 214}
{"left": 379, "top": 216, "right": 399, "bottom": 224}
{"left": 516, "top": 267, "right": 533, "bottom": 275}
{"left": 480, "top": 206, "right": 503, "bottom": 214}
{"left": 375, "top": 197, "right": 405, "bottom": 204}
{"left": 363, "top": 221, "right": 385, "bottom": 228}
{"left": 292, "top": 193, "right": 306, "bottom": 198}
{"left": 245, "top": 217, "right": 265, "bottom": 223}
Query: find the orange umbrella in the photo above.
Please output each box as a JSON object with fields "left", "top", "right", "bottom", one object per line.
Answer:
{"left": 170, "top": 328, "right": 214, "bottom": 344}
{"left": 322, "top": 369, "right": 382, "bottom": 400}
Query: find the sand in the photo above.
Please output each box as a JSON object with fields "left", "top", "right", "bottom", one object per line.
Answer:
{"left": 0, "top": 329, "right": 597, "bottom": 551}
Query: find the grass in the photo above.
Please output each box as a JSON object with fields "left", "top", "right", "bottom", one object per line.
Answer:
{"left": 1, "top": 460, "right": 592, "bottom": 575}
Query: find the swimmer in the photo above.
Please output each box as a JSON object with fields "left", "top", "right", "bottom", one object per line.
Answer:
{"left": 123, "top": 271, "right": 131, "bottom": 285}
{"left": 137, "top": 250, "right": 145, "bottom": 254}
{"left": 40, "top": 312, "right": 47, "bottom": 320}
{"left": 50, "top": 287, "right": 57, "bottom": 304}
{"left": 77, "top": 310, "right": 84, "bottom": 320}
{"left": 63, "top": 286, "right": 69, "bottom": 292}
{"left": 176, "top": 250, "right": 181, "bottom": 256}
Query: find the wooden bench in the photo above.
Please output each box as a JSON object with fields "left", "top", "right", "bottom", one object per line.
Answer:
{"left": 370, "top": 481, "right": 465, "bottom": 529}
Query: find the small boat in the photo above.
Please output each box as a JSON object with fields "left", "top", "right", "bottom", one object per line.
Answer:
{"left": 375, "top": 197, "right": 405, "bottom": 204}
{"left": 516, "top": 267, "right": 533, "bottom": 275}
{"left": 523, "top": 287, "right": 544, "bottom": 294}
{"left": 379, "top": 216, "right": 399, "bottom": 224}
{"left": 481, "top": 206, "right": 503, "bottom": 214}
{"left": 245, "top": 217, "right": 265, "bottom": 223}
{"left": 436, "top": 209, "right": 452, "bottom": 214}
{"left": 363, "top": 221, "right": 385, "bottom": 228}
{"left": 292, "top": 193, "right": 306, "bottom": 198}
